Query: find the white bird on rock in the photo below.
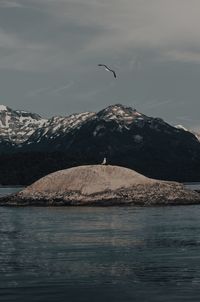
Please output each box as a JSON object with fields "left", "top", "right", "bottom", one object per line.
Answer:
{"left": 101, "top": 157, "right": 107, "bottom": 165}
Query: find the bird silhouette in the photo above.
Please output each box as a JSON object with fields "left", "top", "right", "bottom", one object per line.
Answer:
{"left": 98, "top": 64, "right": 116, "bottom": 78}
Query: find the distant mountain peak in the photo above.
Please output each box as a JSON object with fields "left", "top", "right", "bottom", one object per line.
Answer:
{"left": 104, "top": 103, "right": 138, "bottom": 112}
{"left": 97, "top": 103, "right": 144, "bottom": 125}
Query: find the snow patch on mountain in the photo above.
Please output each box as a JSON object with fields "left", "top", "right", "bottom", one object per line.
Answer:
{"left": 26, "top": 111, "right": 95, "bottom": 144}
{"left": 190, "top": 129, "right": 200, "bottom": 141}
{"left": 98, "top": 104, "right": 143, "bottom": 124}
{"left": 175, "top": 124, "right": 189, "bottom": 132}
{"left": 0, "top": 105, "right": 8, "bottom": 111}
{"left": 97, "top": 104, "right": 146, "bottom": 133}
{"left": 134, "top": 134, "right": 143, "bottom": 143}
{"left": 175, "top": 124, "right": 200, "bottom": 141}
{"left": 0, "top": 106, "right": 47, "bottom": 144}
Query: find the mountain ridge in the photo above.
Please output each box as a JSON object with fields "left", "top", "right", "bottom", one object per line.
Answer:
{"left": 0, "top": 103, "right": 200, "bottom": 185}
{"left": 0, "top": 103, "right": 198, "bottom": 149}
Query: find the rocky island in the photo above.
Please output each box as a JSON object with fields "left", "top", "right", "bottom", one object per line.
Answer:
{"left": 0, "top": 165, "right": 200, "bottom": 206}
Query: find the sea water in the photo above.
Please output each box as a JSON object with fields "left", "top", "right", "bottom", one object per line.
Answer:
{"left": 1, "top": 187, "right": 200, "bottom": 301}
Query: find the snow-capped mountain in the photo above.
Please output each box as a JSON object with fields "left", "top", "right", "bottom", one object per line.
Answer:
{"left": 26, "top": 111, "right": 95, "bottom": 146}
{"left": 2, "top": 103, "right": 198, "bottom": 149}
{"left": 0, "top": 105, "right": 47, "bottom": 145}
{"left": 24, "top": 104, "right": 146, "bottom": 148}
{"left": 24, "top": 104, "right": 178, "bottom": 149}
{"left": 0, "top": 103, "right": 200, "bottom": 185}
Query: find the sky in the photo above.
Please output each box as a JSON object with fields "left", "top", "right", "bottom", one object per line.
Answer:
{"left": 0, "top": 0, "right": 200, "bottom": 129}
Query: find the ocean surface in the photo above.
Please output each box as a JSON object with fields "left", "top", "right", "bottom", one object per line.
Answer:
{"left": 1, "top": 186, "right": 200, "bottom": 301}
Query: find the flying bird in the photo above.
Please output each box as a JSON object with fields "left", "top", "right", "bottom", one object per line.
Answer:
{"left": 98, "top": 64, "right": 117, "bottom": 78}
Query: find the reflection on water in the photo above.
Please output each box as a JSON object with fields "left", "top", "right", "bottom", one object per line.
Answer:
{"left": 1, "top": 190, "right": 200, "bottom": 301}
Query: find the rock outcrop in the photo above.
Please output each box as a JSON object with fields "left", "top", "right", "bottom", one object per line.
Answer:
{"left": 0, "top": 165, "right": 200, "bottom": 206}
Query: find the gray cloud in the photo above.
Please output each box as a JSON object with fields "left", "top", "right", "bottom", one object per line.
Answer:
{"left": 2, "top": 0, "right": 200, "bottom": 71}
{"left": 27, "top": 81, "right": 74, "bottom": 98}
{"left": 0, "top": 0, "right": 199, "bottom": 128}
{"left": 40, "top": 0, "right": 200, "bottom": 63}
{"left": 0, "top": 1, "right": 24, "bottom": 8}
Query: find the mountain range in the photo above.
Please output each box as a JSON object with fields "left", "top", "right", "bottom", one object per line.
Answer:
{"left": 0, "top": 104, "right": 200, "bottom": 185}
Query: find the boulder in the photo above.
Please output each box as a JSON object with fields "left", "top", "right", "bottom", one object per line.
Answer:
{"left": 0, "top": 165, "right": 200, "bottom": 206}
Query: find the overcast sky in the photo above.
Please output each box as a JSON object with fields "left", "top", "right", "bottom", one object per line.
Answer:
{"left": 0, "top": 0, "right": 200, "bottom": 128}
